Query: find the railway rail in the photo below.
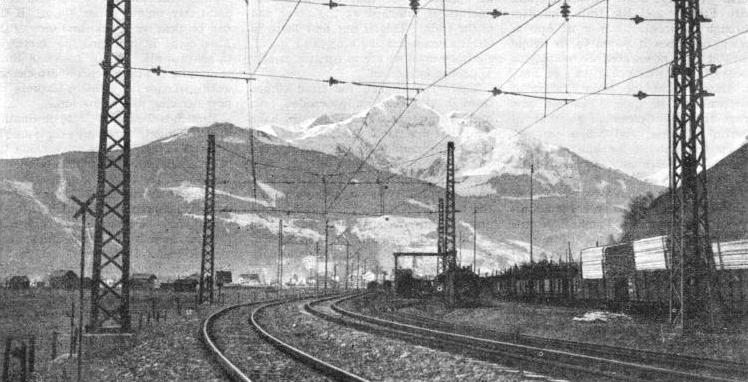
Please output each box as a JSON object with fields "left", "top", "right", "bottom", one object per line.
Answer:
{"left": 201, "top": 293, "right": 370, "bottom": 382}
{"left": 380, "top": 309, "right": 747, "bottom": 380}
{"left": 307, "top": 293, "right": 746, "bottom": 382}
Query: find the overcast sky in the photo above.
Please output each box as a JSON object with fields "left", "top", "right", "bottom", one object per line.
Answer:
{"left": 1, "top": 0, "right": 746, "bottom": 178}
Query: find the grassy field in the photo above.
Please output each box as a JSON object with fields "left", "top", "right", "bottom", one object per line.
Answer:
{"left": 403, "top": 298, "right": 748, "bottom": 363}
{"left": 0, "top": 286, "right": 310, "bottom": 381}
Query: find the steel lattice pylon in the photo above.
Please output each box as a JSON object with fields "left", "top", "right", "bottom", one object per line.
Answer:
{"left": 90, "top": 0, "right": 132, "bottom": 333}
{"left": 670, "top": 0, "right": 720, "bottom": 332}
{"left": 445, "top": 142, "right": 457, "bottom": 269}
{"left": 199, "top": 135, "right": 217, "bottom": 305}
{"left": 437, "top": 197, "right": 445, "bottom": 273}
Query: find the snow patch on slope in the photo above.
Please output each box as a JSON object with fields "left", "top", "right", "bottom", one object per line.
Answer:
{"left": 405, "top": 199, "right": 436, "bottom": 211}
{"left": 1, "top": 180, "right": 75, "bottom": 228}
{"left": 187, "top": 213, "right": 322, "bottom": 241}
{"left": 54, "top": 157, "right": 73, "bottom": 206}
{"left": 161, "top": 181, "right": 283, "bottom": 207}
{"left": 160, "top": 182, "right": 203, "bottom": 203}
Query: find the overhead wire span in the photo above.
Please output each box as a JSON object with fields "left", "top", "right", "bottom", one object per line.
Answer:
{"left": 221, "top": 179, "right": 432, "bottom": 185}
{"left": 326, "top": 1, "right": 561, "bottom": 211}
{"left": 218, "top": 207, "right": 438, "bottom": 216}
{"left": 327, "top": 0, "right": 434, "bottom": 176}
{"left": 134, "top": 65, "right": 663, "bottom": 103}
{"left": 215, "top": 142, "right": 322, "bottom": 177}
{"left": 269, "top": 0, "right": 671, "bottom": 23}
{"left": 511, "top": 26, "right": 748, "bottom": 136}
{"left": 470, "top": 21, "right": 566, "bottom": 117}
{"left": 254, "top": 0, "right": 303, "bottom": 73}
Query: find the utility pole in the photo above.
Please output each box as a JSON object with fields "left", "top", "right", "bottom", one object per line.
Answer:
{"left": 376, "top": 175, "right": 388, "bottom": 215}
{"left": 363, "top": 258, "right": 369, "bottom": 287}
{"left": 437, "top": 198, "right": 445, "bottom": 274}
{"left": 71, "top": 195, "right": 94, "bottom": 381}
{"left": 356, "top": 247, "right": 361, "bottom": 290}
{"left": 670, "top": 0, "right": 720, "bottom": 332}
{"left": 530, "top": 162, "right": 534, "bottom": 263}
{"left": 199, "top": 135, "right": 217, "bottom": 305}
{"left": 278, "top": 219, "right": 283, "bottom": 289}
{"left": 345, "top": 242, "right": 350, "bottom": 290}
{"left": 458, "top": 231, "right": 463, "bottom": 265}
{"left": 473, "top": 206, "right": 477, "bottom": 273}
{"left": 322, "top": 175, "right": 329, "bottom": 291}
{"left": 90, "top": 0, "right": 132, "bottom": 333}
{"left": 444, "top": 142, "right": 457, "bottom": 305}
{"left": 315, "top": 242, "right": 319, "bottom": 294}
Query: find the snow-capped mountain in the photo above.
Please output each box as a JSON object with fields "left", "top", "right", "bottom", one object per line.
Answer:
{"left": 0, "top": 123, "right": 545, "bottom": 281}
{"left": 273, "top": 95, "right": 655, "bottom": 201}
{"left": 0, "top": 97, "right": 665, "bottom": 281}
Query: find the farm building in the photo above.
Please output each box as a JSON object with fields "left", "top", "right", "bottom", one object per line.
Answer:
{"left": 130, "top": 273, "right": 157, "bottom": 289}
{"left": 216, "top": 271, "right": 232, "bottom": 286}
{"left": 6, "top": 275, "right": 30, "bottom": 289}
{"left": 48, "top": 270, "right": 78, "bottom": 289}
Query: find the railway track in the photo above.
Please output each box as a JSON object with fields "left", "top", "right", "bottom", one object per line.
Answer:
{"left": 201, "top": 293, "right": 370, "bottom": 382}
{"left": 380, "top": 308, "right": 748, "bottom": 380}
{"left": 308, "top": 294, "right": 746, "bottom": 382}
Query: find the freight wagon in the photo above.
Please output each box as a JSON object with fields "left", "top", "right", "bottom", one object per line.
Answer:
{"left": 489, "top": 237, "right": 748, "bottom": 315}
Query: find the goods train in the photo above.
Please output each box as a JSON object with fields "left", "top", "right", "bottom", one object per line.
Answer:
{"left": 391, "top": 237, "right": 747, "bottom": 315}
{"left": 490, "top": 237, "right": 748, "bottom": 315}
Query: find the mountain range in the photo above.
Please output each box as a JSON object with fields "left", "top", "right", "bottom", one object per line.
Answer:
{"left": 0, "top": 95, "right": 664, "bottom": 282}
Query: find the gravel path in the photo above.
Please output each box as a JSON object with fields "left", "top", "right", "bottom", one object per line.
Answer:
{"left": 256, "top": 298, "right": 567, "bottom": 382}
{"left": 211, "top": 303, "right": 329, "bottom": 382}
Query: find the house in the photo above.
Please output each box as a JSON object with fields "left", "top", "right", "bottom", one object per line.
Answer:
{"left": 130, "top": 273, "right": 157, "bottom": 289}
{"left": 48, "top": 270, "right": 78, "bottom": 289}
{"left": 216, "top": 271, "right": 232, "bottom": 286}
{"left": 6, "top": 276, "right": 30, "bottom": 290}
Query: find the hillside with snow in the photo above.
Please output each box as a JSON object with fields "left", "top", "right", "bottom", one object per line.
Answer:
{"left": 273, "top": 95, "right": 658, "bottom": 201}
{"left": 0, "top": 97, "right": 664, "bottom": 281}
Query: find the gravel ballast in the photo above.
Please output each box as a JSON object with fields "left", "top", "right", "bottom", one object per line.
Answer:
{"left": 212, "top": 303, "right": 329, "bottom": 381}
{"left": 256, "top": 298, "right": 565, "bottom": 382}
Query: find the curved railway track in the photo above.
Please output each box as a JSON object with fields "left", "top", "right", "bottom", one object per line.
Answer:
{"left": 201, "top": 293, "right": 370, "bottom": 382}
{"left": 306, "top": 294, "right": 747, "bottom": 382}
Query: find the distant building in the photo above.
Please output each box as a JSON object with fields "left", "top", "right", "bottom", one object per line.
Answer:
{"left": 162, "top": 274, "right": 199, "bottom": 293}
{"left": 48, "top": 270, "right": 78, "bottom": 289}
{"left": 6, "top": 276, "right": 30, "bottom": 290}
{"left": 130, "top": 273, "right": 157, "bottom": 289}
{"left": 216, "top": 271, "right": 232, "bottom": 286}
{"left": 238, "top": 273, "right": 265, "bottom": 287}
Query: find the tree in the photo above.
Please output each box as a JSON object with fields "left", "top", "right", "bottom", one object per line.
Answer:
{"left": 620, "top": 192, "right": 655, "bottom": 242}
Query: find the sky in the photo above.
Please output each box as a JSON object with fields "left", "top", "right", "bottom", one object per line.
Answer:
{"left": 1, "top": 0, "right": 747, "bottom": 179}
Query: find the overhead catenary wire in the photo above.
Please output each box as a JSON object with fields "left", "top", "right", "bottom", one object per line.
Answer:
{"left": 254, "top": 0, "right": 303, "bottom": 73}
{"left": 512, "top": 26, "right": 748, "bottom": 136}
{"left": 327, "top": 1, "right": 562, "bottom": 211}
{"left": 470, "top": 0, "right": 607, "bottom": 117}
{"left": 268, "top": 0, "right": 672, "bottom": 23}
{"left": 327, "top": 1, "right": 434, "bottom": 176}
{"left": 603, "top": 0, "right": 610, "bottom": 88}
{"left": 218, "top": 207, "right": 439, "bottom": 216}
